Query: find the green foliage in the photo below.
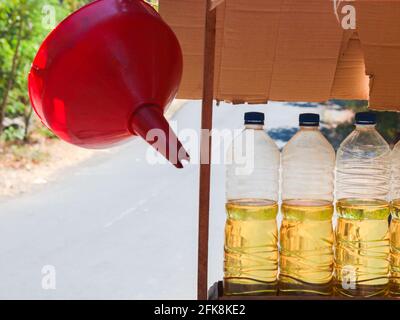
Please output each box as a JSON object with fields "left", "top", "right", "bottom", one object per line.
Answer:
{"left": 324, "top": 100, "right": 400, "bottom": 149}
{"left": 36, "top": 125, "right": 58, "bottom": 139}
{"left": 330, "top": 99, "right": 369, "bottom": 112}
{"left": 1, "top": 125, "right": 25, "bottom": 141}
{"left": 0, "top": 0, "right": 91, "bottom": 142}
{"left": 376, "top": 112, "right": 400, "bottom": 145}
{"left": 146, "top": 0, "right": 159, "bottom": 11}
{"left": 63, "top": 0, "right": 92, "bottom": 11}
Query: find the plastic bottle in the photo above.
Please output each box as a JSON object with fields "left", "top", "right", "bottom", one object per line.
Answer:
{"left": 280, "top": 113, "right": 335, "bottom": 295}
{"left": 224, "top": 112, "right": 280, "bottom": 295}
{"left": 390, "top": 140, "right": 400, "bottom": 296}
{"left": 335, "top": 112, "right": 391, "bottom": 297}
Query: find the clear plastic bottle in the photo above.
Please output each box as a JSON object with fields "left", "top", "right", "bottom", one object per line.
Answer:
{"left": 390, "top": 140, "right": 400, "bottom": 296}
{"left": 335, "top": 112, "right": 391, "bottom": 297}
{"left": 280, "top": 113, "right": 335, "bottom": 296}
{"left": 224, "top": 112, "right": 280, "bottom": 295}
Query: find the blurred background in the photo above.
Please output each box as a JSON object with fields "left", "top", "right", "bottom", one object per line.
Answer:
{"left": 0, "top": 0, "right": 400, "bottom": 299}
{"left": 1, "top": 0, "right": 400, "bottom": 196}
{"left": 0, "top": 0, "right": 159, "bottom": 196}
{"left": 1, "top": 2, "right": 399, "bottom": 190}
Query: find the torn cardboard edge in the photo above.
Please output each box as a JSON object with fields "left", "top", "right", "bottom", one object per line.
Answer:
{"left": 160, "top": 0, "right": 400, "bottom": 111}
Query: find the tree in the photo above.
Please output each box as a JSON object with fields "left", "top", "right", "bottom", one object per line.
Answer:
{"left": 0, "top": 0, "right": 91, "bottom": 141}
{"left": 61, "top": 0, "right": 92, "bottom": 11}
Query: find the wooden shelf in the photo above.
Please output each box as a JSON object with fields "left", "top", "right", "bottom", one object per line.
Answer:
{"left": 208, "top": 281, "right": 400, "bottom": 300}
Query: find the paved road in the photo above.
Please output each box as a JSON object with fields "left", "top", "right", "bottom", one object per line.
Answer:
{"left": 0, "top": 101, "right": 327, "bottom": 299}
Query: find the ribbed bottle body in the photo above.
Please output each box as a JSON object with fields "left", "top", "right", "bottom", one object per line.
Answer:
{"left": 224, "top": 123, "right": 280, "bottom": 295}
{"left": 335, "top": 124, "right": 391, "bottom": 297}
{"left": 280, "top": 126, "right": 335, "bottom": 295}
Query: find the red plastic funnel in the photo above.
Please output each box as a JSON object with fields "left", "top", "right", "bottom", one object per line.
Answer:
{"left": 28, "top": 0, "right": 188, "bottom": 168}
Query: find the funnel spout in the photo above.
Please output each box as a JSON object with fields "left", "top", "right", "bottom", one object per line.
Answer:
{"left": 130, "top": 105, "right": 190, "bottom": 168}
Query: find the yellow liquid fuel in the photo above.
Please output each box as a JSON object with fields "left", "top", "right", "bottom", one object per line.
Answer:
{"left": 390, "top": 199, "right": 400, "bottom": 296}
{"left": 279, "top": 200, "right": 334, "bottom": 296}
{"left": 335, "top": 199, "right": 390, "bottom": 297}
{"left": 224, "top": 199, "right": 278, "bottom": 295}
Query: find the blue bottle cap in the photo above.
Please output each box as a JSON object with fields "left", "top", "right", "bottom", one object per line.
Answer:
{"left": 355, "top": 112, "right": 376, "bottom": 125}
{"left": 299, "top": 113, "right": 320, "bottom": 127}
{"left": 244, "top": 112, "right": 265, "bottom": 125}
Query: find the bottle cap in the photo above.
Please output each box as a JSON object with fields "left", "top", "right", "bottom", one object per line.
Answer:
{"left": 244, "top": 112, "right": 265, "bottom": 125}
{"left": 355, "top": 112, "right": 376, "bottom": 125}
{"left": 299, "top": 113, "right": 320, "bottom": 127}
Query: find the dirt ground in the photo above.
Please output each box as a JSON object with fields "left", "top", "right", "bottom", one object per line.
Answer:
{"left": 0, "top": 139, "right": 94, "bottom": 198}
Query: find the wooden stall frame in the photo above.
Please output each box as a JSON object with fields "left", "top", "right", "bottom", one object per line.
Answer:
{"left": 197, "top": 0, "right": 217, "bottom": 301}
{"left": 195, "top": 0, "right": 400, "bottom": 301}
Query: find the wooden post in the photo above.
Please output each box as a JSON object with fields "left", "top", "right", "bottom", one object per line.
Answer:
{"left": 197, "top": 0, "right": 217, "bottom": 300}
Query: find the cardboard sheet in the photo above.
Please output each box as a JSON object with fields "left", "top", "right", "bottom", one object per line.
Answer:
{"left": 159, "top": 0, "right": 400, "bottom": 111}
